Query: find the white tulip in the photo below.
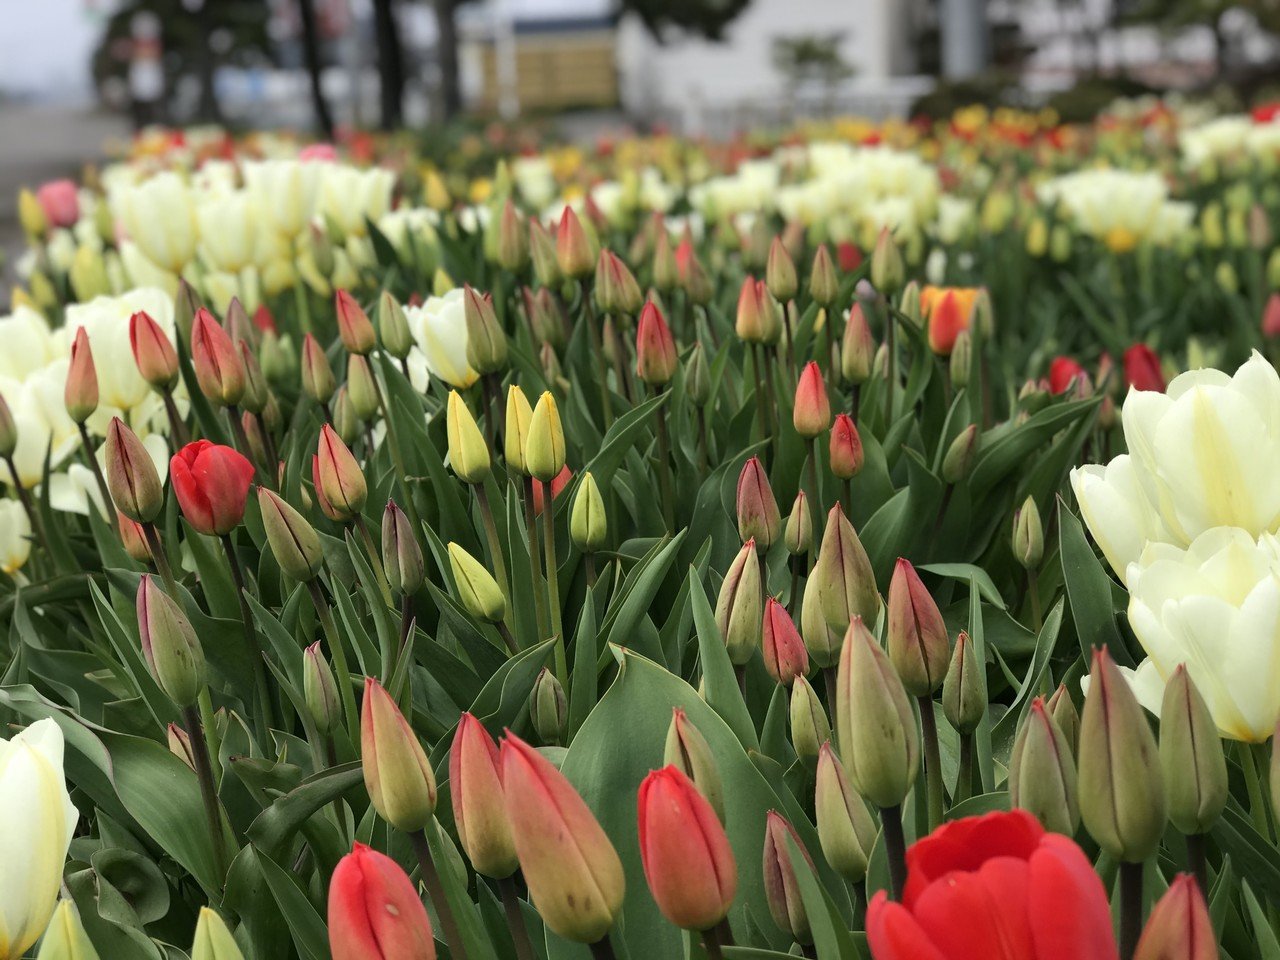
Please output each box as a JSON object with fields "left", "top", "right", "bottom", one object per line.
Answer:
{"left": 62, "top": 288, "right": 177, "bottom": 417}
{"left": 243, "top": 158, "right": 328, "bottom": 238}
{"left": 0, "top": 365, "right": 81, "bottom": 489}
{"left": 0, "top": 307, "right": 60, "bottom": 381}
{"left": 404, "top": 289, "right": 477, "bottom": 389}
{"left": 112, "top": 172, "right": 199, "bottom": 273}
{"left": 0, "top": 718, "right": 78, "bottom": 959}
{"left": 0, "top": 500, "right": 31, "bottom": 575}
{"left": 316, "top": 165, "right": 394, "bottom": 240}
{"left": 196, "top": 189, "right": 258, "bottom": 274}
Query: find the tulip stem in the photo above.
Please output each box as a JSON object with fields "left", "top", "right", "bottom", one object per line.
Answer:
{"left": 496, "top": 621, "right": 520, "bottom": 656}
{"left": 411, "top": 829, "right": 470, "bottom": 960}
{"left": 917, "top": 696, "right": 945, "bottom": 831}
{"left": 702, "top": 929, "right": 726, "bottom": 960}
{"left": 788, "top": 557, "right": 801, "bottom": 621}
{"left": 1186, "top": 832, "right": 1208, "bottom": 895}
{"left": 221, "top": 534, "right": 277, "bottom": 737}
{"left": 581, "top": 280, "right": 614, "bottom": 430}
{"left": 882, "top": 298, "right": 897, "bottom": 427}
{"left": 750, "top": 344, "right": 769, "bottom": 450}
{"left": 183, "top": 704, "right": 229, "bottom": 895}
{"left": 5, "top": 454, "right": 53, "bottom": 561}
{"left": 542, "top": 496, "right": 568, "bottom": 684}
{"left": 1240, "top": 742, "right": 1272, "bottom": 838}
{"left": 881, "top": 804, "right": 908, "bottom": 901}
{"left": 474, "top": 484, "right": 511, "bottom": 600}
{"left": 158, "top": 390, "right": 188, "bottom": 448}
{"left": 1119, "top": 860, "right": 1143, "bottom": 960}
{"left": 372, "top": 370, "right": 423, "bottom": 536}
{"left": 522, "top": 476, "right": 549, "bottom": 639}
{"left": 141, "top": 522, "right": 178, "bottom": 596}
{"left": 498, "top": 876, "right": 536, "bottom": 960}
{"left": 805, "top": 438, "right": 820, "bottom": 549}
{"left": 585, "top": 551, "right": 597, "bottom": 588}
{"left": 353, "top": 514, "right": 395, "bottom": 608}
{"left": 76, "top": 423, "right": 118, "bottom": 533}
{"left": 1027, "top": 567, "right": 1043, "bottom": 633}
{"left": 307, "top": 578, "right": 361, "bottom": 752}
{"left": 782, "top": 300, "right": 798, "bottom": 384}
{"left": 652, "top": 386, "right": 676, "bottom": 532}
{"left": 955, "top": 733, "right": 974, "bottom": 804}
{"left": 588, "top": 937, "right": 618, "bottom": 960}
{"left": 226, "top": 404, "right": 271, "bottom": 485}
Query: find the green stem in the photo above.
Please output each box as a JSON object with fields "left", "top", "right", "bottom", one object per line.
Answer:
{"left": 76, "top": 423, "right": 117, "bottom": 533}
{"left": 410, "top": 829, "right": 470, "bottom": 960}
{"left": 1242, "top": 742, "right": 1271, "bottom": 838}
{"left": 161, "top": 389, "right": 188, "bottom": 448}
{"left": 307, "top": 578, "right": 361, "bottom": 752}
{"left": 5, "top": 454, "right": 52, "bottom": 560}
{"left": 542, "top": 497, "right": 567, "bottom": 684}
{"left": 751, "top": 344, "right": 769, "bottom": 448}
{"left": 474, "top": 484, "right": 510, "bottom": 599}
{"left": 881, "top": 804, "right": 908, "bottom": 902}
{"left": 588, "top": 938, "right": 618, "bottom": 960}
{"left": 918, "top": 695, "right": 945, "bottom": 831}
{"left": 522, "top": 476, "right": 549, "bottom": 639}
{"left": 221, "top": 534, "right": 277, "bottom": 738}
{"left": 353, "top": 514, "right": 394, "bottom": 607}
{"left": 955, "top": 733, "right": 974, "bottom": 804}
{"left": 498, "top": 875, "right": 536, "bottom": 960}
{"left": 183, "top": 704, "right": 229, "bottom": 897}
{"left": 293, "top": 272, "right": 313, "bottom": 334}
{"left": 1027, "top": 567, "right": 1043, "bottom": 633}
{"left": 1119, "top": 860, "right": 1144, "bottom": 960}
{"left": 805, "top": 437, "right": 820, "bottom": 561}
{"left": 653, "top": 386, "right": 676, "bottom": 532}
{"left": 1186, "top": 832, "right": 1208, "bottom": 896}
{"left": 582, "top": 280, "right": 614, "bottom": 429}
{"left": 141, "top": 522, "right": 178, "bottom": 596}
{"left": 372, "top": 368, "right": 423, "bottom": 537}
{"left": 226, "top": 404, "right": 271, "bottom": 485}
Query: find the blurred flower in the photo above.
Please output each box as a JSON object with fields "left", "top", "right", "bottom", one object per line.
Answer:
{"left": 404, "top": 289, "right": 477, "bottom": 389}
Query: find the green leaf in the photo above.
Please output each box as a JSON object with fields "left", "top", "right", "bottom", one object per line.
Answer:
{"left": 247, "top": 762, "right": 363, "bottom": 860}
{"left": 254, "top": 848, "right": 332, "bottom": 960}
{"left": 1241, "top": 881, "right": 1280, "bottom": 960}
{"left": 688, "top": 567, "right": 758, "bottom": 752}
{"left": 1058, "top": 497, "right": 1129, "bottom": 665}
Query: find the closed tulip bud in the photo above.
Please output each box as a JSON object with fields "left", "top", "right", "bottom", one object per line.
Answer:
{"left": 64, "top": 327, "right": 99, "bottom": 424}
{"left": 37, "top": 900, "right": 101, "bottom": 960}
{"left": 18, "top": 188, "right": 47, "bottom": 241}
{"left": 790, "top": 675, "right": 831, "bottom": 761}
{"left": 841, "top": 303, "right": 875, "bottom": 385}
{"left": 763, "top": 597, "right": 808, "bottom": 685}
{"left": 664, "top": 707, "right": 726, "bottom": 822}
{"left": 137, "top": 575, "right": 206, "bottom": 707}
{"left": 316, "top": 424, "right": 367, "bottom": 520}
{"left": 191, "top": 308, "right": 246, "bottom": 407}
{"left": 260, "top": 333, "right": 296, "bottom": 390}
{"left": 886, "top": 558, "right": 950, "bottom": 697}
{"left": 941, "top": 630, "right": 984, "bottom": 734}
{"left": 381, "top": 500, "right": 424, "bottom": 596}
{"left": 446, "top": 391, "right": 491, "bottom": 484}
{"left": 815, "top": 744, "right": 878, "bottom": 883}
{"left": 451, "top": 713, "right": 519, "bottom": 878}
{"left": 128, "top": 310, "right": 180, "bottom": 391}
{"left": 525, "top": 391, "right": 566, "bottom": 482}
{"left": 570, "top": 471, "right": 608, "bottom": 552}
{"left": 763, "top": 811, "right": 816, "bottom": 945}
{"left": 836, "top": 618, "right": 919, "bottom": 808}
{"left": 870, "top": 227, "right": 904, "bottom": 294}
{"left": 334, "top": 290, "right": 375, "bottom": 355}
{"left": 70, "top": 243, "right": 109, "bottom": 300}
{"left": 941, "top": 424, "right": 978, "bottom": 484}
{"left": 735, "top": 277, "right": 768, "bottom": 343}
{"left": 501, "top": 385, "right": 533, "bottom": 475}
{"left": 190, "top": 908, "right": 246, "bottom": 960}
{"left": 1047, "top": 683, "right": 1079, "bottom": 754}
{"left": 809, "top": 244, "right": 839, "bottom": 308}
{"left": 361, "top": 677, "right": 437, "bottom": 831}
{"left": 555, "top": 206, "right": 596, "bottom": 280}
{"left": 638, "top": 766, "right": 737, "bottom": 931}
{"left": 259, "top": 488, "right": 324, "bottom": 581}
{"left": 716, "top": 539, "right": 763, "bottom": 665}
{"left": 331, "top": 387, "right": 360, "bottom": 447}
{"left": 168, "top": 722, "right": 196, "bottom": 769}
{"left": 801, "top": 578, "right": 842, "bottom": 668}
{"left": 595, "top": 250, "right": 642, "bottom": 316}
{"left": 497, "top": 199, "right": 529, "bottom": 272}
{"left": 329, "top": 843, "right": 437, "bottom": 960}
{"left": 303, "top": 641, "right": 342, "bottom": 736}
{"left": 424, "top": 168, "right": 451, "bottom": 211}
{"left": 1079, "top": 647, "right": 1167, "bottom": 862}
{"left": 814, "top": 503, "right": 879, "bottom": 633}
{"left": 737, "top": 456, "right": 781, "bottom": 547}
{"left": 224, "top": 299, "right": 256, "bottom": 350}
{"left": 237, "top": 342, "right": 269, "bottom": 416}
{"left": 346, "top": 354, "right": 379, "bottom": 421}
{"left": 1160, "top": 666, "right": 1227, "bottom": 836}
{"left": 529, "top": 218, "right": 560, "bottom": 288}
{"left": 377, "top": 291, "right": 414, "bottom": 360}
{"left": 635, "top": 300, "right": 677, "bottom": 386}
{"left": 0, "top": 394, "right": 17, "bottom": 459}
{"left": 540, "top": 341, "right": 564, "bottom": 386}
{"left": 1010, "top": 698, "right": 1080, "bottom": 836}
{"left": 685, "top": 341, "right": 712, "bottom": 407}
{"left": 530, "top": 667, "right": 568, "bottom": 744}
{"left": 1133, "top": 874, "right": 1217, "bottom": 960}
{"left": 463, "top": 285, "right": 508, "bottom": 375}
{"left": 106, "top": 417, "right": 164, "bottom": 523}
{"left": 29, "top": 270, "right": 57, "bottom": 314}
{"left": 949, "top": 329, "right": 973, "bottom": 387}
{"left": 785, "top": 491, "right": 812, "bottom": 556}
{"left": 119, "top": 512, "right": 152, "bottom": 563}
{"left": 1010, "top": 495, "right": 1045, "bottom": 570}
{"left": 301, "top": 333, "right": 336, "bottom": 405}
{"left": 1263, "top": 293, "right": 1280, "bottom": 340}
{"left": 651, "top": 227, "right": 678, "bottom": 293}
{"left": 766, "top": 236, "right": 798, "bottom": 302}
{"left": 501, "top": 733, "right": 625, "bottom": 942}
{"left": 793, "top": 361, "right": 831, "bottom": 437}
{"left": 447, "top": 541, "right": 506, "bottom": 623}
{"left": 174, "top": 278, "right": 202, "bottom": 343}
{"left": 828, "top": 414, "right": 863, "bottom": 479}
{"left": 433, "top": 268, "right": 454, "bottom": 295}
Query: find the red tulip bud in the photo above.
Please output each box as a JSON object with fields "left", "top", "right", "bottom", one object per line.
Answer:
{"left": 595, "top": 249, "right": 642, "bottom": 316}
{"left": 793, "top": 361, "right": 831, "bottom": 438}
{"left": 1133, "top": 873, "right": 1217, "bottom": 960}
{"left": 926, "top": 290, "right": 969, "bottom": 356}
{"left": 450, "top": 713, "right": 518, "bottom": 879}
{"left": 335, "top": 289, "right": 376, "bottom": 355}
{"left": 191, "top": 308, "right": 245, "bottom": 406}
{"left": 736, "top": 455, "right": 781, "bottom": 547}
{"left": 555, "top": 206, "right": 595, "bottom": 280}
{"left": 763, "top": 810, "right": 816, "bottom": 945}
{"left": 118, "top": 511, "right": 152, "bottom": 562}
{"left": 886, "top": 558, "right": 951, "bottom": 697}
{"left": 1049, "top": 356, "right": 1088, "bottom": 395}
{"left": 105, "top": 417, "right": 164, "bottom": 523}
{"left": 635, "top": 300, "right": 677, "bottom": 386}
{"left": 170, "top": 440, "right": 256, "bottom": 537}
{"left": 1263, "top": 293, "right": 1280, "bottom": 339}
{"left": 328, "top": 842, "right": 437, "bottom": 960}
{"left": 1123, "top": 343, "right": 1165, "bottom": 393}
{"left": 64, "top": 327, "right": 99, "bottom": 424}
{"left": 316, "top": 424, "right": 367, "bottom": 521}
{"left": 828, "top": 414, "right": 863, "bottom": 479}
{"left": 762, "top": 597, "right": 808, "bottom": 686}
{"left": 129, "top": 310, "right": 180, "bottom": 391}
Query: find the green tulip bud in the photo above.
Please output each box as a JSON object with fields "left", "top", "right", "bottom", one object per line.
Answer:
{"left": 685, "top": 341, "right": 712, "bottom": 407}
{"left": 190, "top": 908, "right": 245, "bottom": 960}
{"left": 382, "top": 500, "right": 425, "bottom": 596}
{"left": 303, "top": 641, "right": 342, "bottom": 736}
{"left": 37, "top": 901, "right": 101, "bottom": 960}
{"left": 809, "top": 244, "right": 839, "bottom": 308}
{"left": 525, "top": 391, "right": 566, "bottom": 483}
{"left": 1010, "top": 697, "right": 1080, "bottom": 836}
{"left": 346, "top": 354, "right": 379, "bottom": 421}
{"left": 715, "top": 539, "right": 763, "bottom": 665}
{"left": 949, "top": 329, "right": 972, "bottom": 388}
{"left": 446, "top": 391, "right": 491, "bottom": 484}
{"left": 763, "top": 812, "right": 816, "bottom": 945}
{"left": 570, "top": 471, "right": 607, "bottom": 553}
{"left": 941, "top": 630, "right": 984, "bottom": 735}
{"left": 331, "top": 386, "right": 360, "bottom": 447}
{"left": 530, "top": 667, "right": 568, "bottom": 745}
{"left": 941, "top": 424, "right": 979, "bottom": 484}
{"left": 258, "top": 488, "right": 325, "bottom": 581}
{"left": 137, "top": 574, "right": 206, "bottom": 708}
{"left": 813, "top": 503, "right": 879, "bottom": 635}
{"left": 448, "top": 542, "right": 506, "bottom": 624}
{"left": 1160, "top": 666, "right": 1227, "bottom": 836}
{"left": 1012, "top": 496, "right": 1044, "bottom": 570}
{"left": 377, "top": 290, "right": 414, "bottom": 360}
{"left": 766, "top": 236, "right": 798, "bottom": 302}
{"left": 814, "top": 743, "right": 878, "bottom": 883}
{"left": 870, "top": 228, "right": 904, "bottom": 295}
{"left": 898, "top": 280, "right": 922, "bottom": 328}
{"left": 784, "top": 491, "right": 812, "bottom": 557}
{"left": 1047, "top": 683, "right": 1079, "bottom": 755}
{"left": 463, "top": 285, "right": 508, "bottom": 375}
{"left": 106, "top": 417, "right": 164, "bottom": 523}
{"left": 789, "top": 675, "right": 830, "bottom": 762}
{"left": 664, "top": 707, "right": 726, "bottom": 822}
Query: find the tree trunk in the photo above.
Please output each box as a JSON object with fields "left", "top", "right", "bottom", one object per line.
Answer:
{"left": 298, "top": 0, "right": 334, "bottom": 137}
{"left": 192, "top": 0, "right": 223, "bottom": 123}
{"left": 373, "top": 0, "right": 405, "bottom": 129}
{"left": 434, "top": 0, "right": 462, "bottom": 122}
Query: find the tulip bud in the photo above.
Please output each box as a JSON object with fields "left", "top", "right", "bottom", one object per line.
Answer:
{"left": 815, "top": 743, "right": 878, "bottom": 883}
{"left": 0, "top": 394, "right": 17, "bottom": 459}
{"left": 70, "top": 244, "right": 109, "bottom": 301}
{"left": 809, "top": 244, "right": 839, "bottom": 308}
{"left": 870, "top": 228, "right": 904, "bottom": 294}
{"left": 941, "top": 630, "right": 984, "bottom": 734}
{"left": 790, "top": 675, "right": 831, "bottom": 761}
{"left": 1079, "top": 647, "right": 1167, "bottom": 862}
{"left": 118, "top": 512, "right": 152, "bottom": 563}
{"left": 236, "top": 342, "right": 268, "bottom": 416}
{"left": 664, "top": 707, "right": 726, "bottom": 822}
{"left": 814, "top": 503, "right": 879, "bottom": 634}
{"left": 828, "top": 414, "right": 863, "bottom": 479}
{"left": 896, "top": 280, "right": 921, "bottom": 329}
{"left": 463, "top": 285, "right": 508, "bottom": 375}
{"left": 18, "top": 188, "right": 47, "bottom": 241}
{"left": 949, "top": 329, "right": 973, "bottom": 388}
{"left": 530, "top": 667, "right": 568, "bottom": 744}
{"left": 451, "top": 713, "right": 519, "bottom": 878}
{"left": 191, "top": 309, "right": 246, "bottom": 407}
{"left": 36, "top": 900, "right": 101, "bottom": 960}
{"left": 106, "top": 417, "right": 164, "bottom": 523}
{"left": 501, "top": 733, "right": 625, "bottom": 942}
{"left": 595, "top": 250, "right": 642, "bottom": 316}
{"left": 166, "top": 723, "right": 196, "bottom": 770}
{"left": 736, "top": 456, "right": 781, "bottom": 547}
{"left": 301, "top": 333, "right": 337, "bottom": 406}
{"left": 539, "top": 341, "right": 564, "bottom": 387}
{"left": 735, "top": 277, "right": 768, "bottom": 343}
{"left": 529, "top": 218, "right": 560, "bottom": 288}
{"left": 570, "top": 471, "right": 608, "bottom": 553}
{"left": 334, "top": 290, "right": 376, "bottom": 355}
{"left": 260, "top": 331, "right": 297, "bottom": 392}
{"left": 652, "top": 228, "right": 678, "bottom": 293}
{"left": 190, "top": 908, "right": 246, "bottom": 960}
{"left": 1133, "top": 874, "right": 1216, "bottom": 960}
{"left": 715, "top": 539, "right": 763, "bottom": 665}
{"left": 525, "top": 391, "right": 566, "bottom": 483}
{"left": 1046, "top": 683, "right": 1079, "bottom": 754}
{"left": 316, "top": 425, "right": 367, "bottom": 520}
{"left": 1009, "top": 697, "right": 1080, "bottom": 836}
{"left": 331, "top": 387, "right": 360, "bottom": 447}
{"left": 1012, "top": 496, "right": 1044, "bottom": 570}
{"left": 763, "top": 811, "right": 815, "bottom": 945}
{"left": 836, "top": 618, "right": 919, "bottom": 808}
{"left": 941, "top": 424, "right": 978, "bottom": 484}
{"left": 329, "top": 843, "right": 437, "bottom": 960}
{"left": 886, "top": 559, "right": 950, "bottom": 697}
{"left": 377, "top": 291, "right": 414, "bottom": 360}
{"left": 361, "top": 677, "right": 437, "bottom": 831}
{"left": 766, "top": 236, "right": 798, "bottom": 302}
{"left": 379, "top": 500, "right": 423, "bottom": 597}
{"left": 303, "top": 641, "right": 342, "bottom": 736}
{"left": 844, "top": 304, "right": 875, "bottom": 386}
{"left": 634, "top": 300, "right": 678, "bottom": 386}
{"left": 685, "top": 341, "right": 712, "bottom": 407}
{"left": 345, "top": 354, "right": 379, "bottom": 421}
{"left": 555, "top": 207, "right": 596, "bottom": 280}
{"left": 784, "top": 491, "right": 812, "bottom": 556}
{"left": 130, "top": 310, "right": 180, "bottom": 391}
{"left": 497, "top": 199, "right": 529, "bottom": 272}
{"left": 448, "top": 542, "right": 506, "bottom": 623}
{"left": 793, "top": 361, "right": 831, "bottom": 438}
{"left": 446, "top": 391, "right": 491, "bottom": 484}
{"left": 64, "top": 327, "right": 99, "bottom": 424}
{"left": 137, "top": 575, "right": 206, "bottom": 707}
{"left": 1160, "top": 666, "right": 1228, "bottom": 836}
{"left": 29, "top": 270, "right": 57, "bottom": 314}
{"left": 763, "top": 597, "right": 808, "bottom": 686}
{"left": 800, "top": 578, "right": 842, "bottom": 669}
{"left": 258, "top": 488, "right": 325, "bottom": 581}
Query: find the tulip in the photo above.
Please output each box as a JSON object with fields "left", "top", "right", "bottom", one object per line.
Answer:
{"left": 1263, "top": 293, "right": 1280, "bottom": 339}
{"left": 735, "top": 277, "right": 770, "bottom": 343}
{"left": 870, "top": 227, "right": 904, "bottom": 294}
{"left": 1079, "top": 647, "right": 1166, "bottom": 863}
{"left": 595, "top": 250, "right": 642, "bottom": 316}
{"left": 715, "top": 539, "right": 762, "bottom": 665}
{"left": 784, "top": 491, "right": 812, "bottom": 557}
{"left": 170, "top": 441, "right": 255, "bottom": 537}
{"left": 941, "top": 631, "right": 984, "bottom": 735}
{"left": 676, "top": 233, "right": 712, "bottom": 304}
{"left": 638, "top": 766, "right": 737, "bottom": 931}
{"left": 842, "top": 303, "right": 875, "bottom": 385}
{"left": 652, "top": 227, "right": 677, "bottom": 293}
{"left": 114, "top": 171, "right": 198, "bottom": 273}
{"left": 525, "top": 391, "right": 566, "bottom": 483}
{"left": 118, "top": 511, "right": 152, "bottom": 563}
{"left": 949, "top": 330, "right": 972, "bottom": 387}
{"left": 301, "top": 333, "right": 337, "bottom": 405}
{"left": 190, "top": 309, "right": 246, "bottom": 407}
{"left": 462, "top": 286, "right": 507, "bottom": 376}
{"left": 329, "top": 843, "right": 437, "bottom": 960}
{"left": 35, "top": 900, "right": 99, "bottom": 960}
{"left": 664, "top": 708, "right": 726, "bottom": 822}
{"left": 736, "top": 456, "right": 781, "bottom": 547}
{"left": 35, "top": 179, "right": 78, "bottom": 230}
{"left": 1, "top": 719, "right": 80, "bottom": 960}
{"left": 505, "top": 385, "right": 533, "bottom": 474}
{"left": 570, "top": 471, "right": 608, "bottom": 553}
{"left": 762, "top": 597, "right": 808, "bottom": 685}
{"left": 303, "top": 642, "right": 342, "bottom": 736}
{"left": 374, "top": 291, "right": 413, "bottom": 361}
{"left": 766, "top": 236, "right": 798, "bottom": 302}
{"left": 529, "top": 218, "right": 560, "bottom": 287}
{"left": 555, "top": 206, "right": 596, "bottom": 280}
{"left": 316, "top": 425, "right": 367, "bottom": 521}
{"left": 828, "top": 414, "right": 863, "bottom": 480}
{"left": 941, "top": 424, "right": 978, "bottom": 484}
{"left": 1160, "top": 666, "right": 1228, "bottom": 836}
{"left": 137, "top": 574, "right": 206, "bottom": 707}
{"left": 886, "top": 559, "right": 950, "bottom": 697}
{"left": 1133, "top": 874, "right": 1216, "bottom": 960}
{"left": 334, "top": 290, "right": 376, "bottom": 355}
{"left": 500, "top": 732, "right": 625, "bottom": 943}
{"left": 447, "top": 542, "right": 506, "bottom": 624}
{"left": 258, "top": 488, "right": 325, "bottom": 581}
{"left": 64, "top": 328, "right": 99, "bottom": 424}
{"left": 793, "top": 361, "right": 831, "bottom": 437}
{"left": 361, "top": 677, "right": 437, "bottom": 832}
{"left": 105, "top": 417, "right": 164, "bottom": 524}
{"left": 17, "top": 188, "right": 46, "bottom": 241}
{"left": 190, "top": 908, "right": 246, "bottom": 960}
{"left": 1124, "top": 343, "right": 1166, "bottom": 393}
{"left": 1047, "top": 684, "right": 1080, "bottom": 754}
{"left": 1009, "top": 698, "right": 1080, "bottom": 836}
{"left": 382, "top": 501, "right": 425, "bottom": 596}
{"left": 1048, "top": 356, "right": 1088, "bottom": 395}
{"left": 450, "top": 713, "right": 518, "bottom": 879}
{"left": 925, "top": 291, "right": 969, "bottom": 356}
{"left": 813, "top": 503, "right": 879, "bottom": 634}
{"left": 405, "top": 289, "right": 480, "bottom": 389}
{"left": 530, "top": 667, "right": 568, "bottom": 744}
{"left": 635, "top": 300, "right": 677, "bottom": 386}
{"left": 762, "top": 811, "right": 816, "bottom": 945}
{"left": 1012, "top": 496, "right": 1044, "bottom": 570}
{"left": 790, "top": 675, "right": 830, "bottom": 760}
{"left": 866, "top": 810, "right": 1118, "bottom": 960}
{"left": 815, "top": 744, "right": 878, "bottom": 883}
{"left": 809, "top": 244, "right": 839, "bottom": 307}
{"left": 496, "top": 199, "right": 529, "bottom": 272}
{"left": 345, "top": 355, "right": 379, "bottom": 421}
{"left": 129, "top": 310, "right": 180, "bottom": 391}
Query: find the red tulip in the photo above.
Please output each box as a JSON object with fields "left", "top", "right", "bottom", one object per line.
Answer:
{"left": 866, "top": 809, "right": 1117, "bottom": 960}
{"left": 836, "top": 241, "right": 863, "bottom": 272}
{"left": 829, "top": 414, "right": 863, "bottom": 480}
{"left": 335, "top": 289, "right": 376, "bottom": 355}
{"left": 450, "top": 713, "right": 518, "bottom": 879}
{"left": 1123, "top": 343, "right": 1165, "bottom": 393}
{"left": 129, "top": 310, "right": 179, "bottom": 390}
{"left": 793, "top": 361, "right": 831, "bottom": 438}
{"left": 637, "top": 765, "right": 737, "bottom": 931}
{"left": 169, "top": 440, "right": 256, "bottom": 536}
{"left": 762, "top": 598, "right": 808, "bottom": 686}
{"left": 736, "top": 455, "right": 781, "bottom": 547}
{"left": 1133, "top": 873, "right": 1217, "bottom": 960}
{"left": 926, "top": 290, "right": 969, "bottom": 356}
{"left": 253, "top": 303, "right": 278, "bottom": 334}
{"left": 532, "top": 464, "right": 572, "bottom": 517}
{"left": 190, "top": 308, "right": 245, "bottom": 406}
{"left": 36, "top": 179, "right": 79, "bottom": 228}
{"left": 635, "top": 300, "right": 678, "bottom": 386}
{"left": 555, "top": 206, "right": 594, "bottom": 279}
{"left": 1048, "top": 356, "right": 1087, "bottom": 395}
{"left": 735, "top": 276, "right": 770, "bottom": 342}
{"left": 65, "top": 327, "right": 99, "bottom": 424}
{"left": 1263, "top": 293, "right": 1280, "bottom": 339}
{"left": 329, "top": 842, "right": 436, "bottom": 960}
